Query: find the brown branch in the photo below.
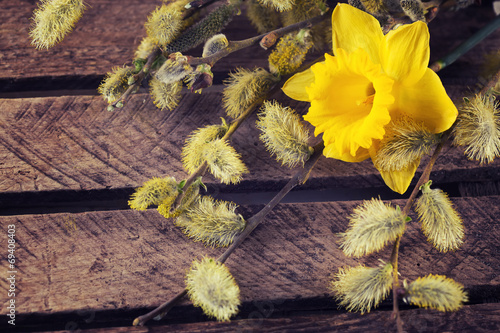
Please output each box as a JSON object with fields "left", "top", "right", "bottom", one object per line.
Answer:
{"left": 134, "top": 141, "right": 324, "bottom": 326}
{"left": 218, "top": 140, "right": 324, "bottom": 264}
{"left": 133, "top": 289, "right": 187, "bottom": 326}
{"left": 188, "top": 11, "right": 330, "bottom": 67}
{"left": 480, "top": 68, "right": 500, "bottom": 95}
{"left": 110, "top": 47, "right": 161, "bottom": 108}
{"left": 389, "top": 125, "right": 453, "bottom": 333}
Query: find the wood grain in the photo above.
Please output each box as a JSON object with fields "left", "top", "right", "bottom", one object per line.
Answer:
{"left": 1, "top": 91, "right": 500, "bottom": 195}
{"left": 0, "top": 2, "right": 498, "bottom": 90}
{"left": 0, "top": 197, "right": 497, "bottom": 317}
{"left": 0, "top": 0, "right": 267, "bottom": 85}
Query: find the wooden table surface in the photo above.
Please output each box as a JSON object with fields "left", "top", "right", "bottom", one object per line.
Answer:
{"left": 0, "top": 1, "right": 499, "bottom": 332}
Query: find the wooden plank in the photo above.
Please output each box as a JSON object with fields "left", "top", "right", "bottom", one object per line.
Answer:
{"left": 1, "top": 91, "right": 500, "bottom": 195}
{"left": 0, "top": 0, "right": 267, "bottom": 86}
{"left": 0, "top": 2, "right": 498, "bottom": 86}
{"left": 0, "top": 196, "right": 498, "bottom": 317}
{"left": 48, "top": 303, "right": 499, "bottom": 333}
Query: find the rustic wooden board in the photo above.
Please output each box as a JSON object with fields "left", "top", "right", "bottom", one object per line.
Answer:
{"left": 0, "top": 2, "right": 498, "bottom": 88}
{"left": 0, "top": 0, "right": 267, "bottom": 87}
{"left": 50, "top": 303, "right": 499, "bottom": 333}
{"left": 0, "top": 196, "right": 497, "bottom": 319}
{"left": 1, "top": 91, "right": 499, "bottom": 196}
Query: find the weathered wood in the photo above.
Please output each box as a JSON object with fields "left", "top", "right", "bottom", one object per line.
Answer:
{"left": 0, "top": 2, "right": 498, "bottom": 89}
{"left": 1, "top": 91, "right": 499, "bottom": 196}
{"left": 0, "top": 0, "right": 267, "bottom": 87}
{"left": 0, "top": 197, "right": 497, "bottom": 318}
{"left": 55, "top": 303, "right": 500, "bottom": 333}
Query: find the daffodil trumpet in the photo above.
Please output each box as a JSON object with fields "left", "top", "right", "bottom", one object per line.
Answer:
{"left": 282, "top": 4, "right": 457, "bottom": 194}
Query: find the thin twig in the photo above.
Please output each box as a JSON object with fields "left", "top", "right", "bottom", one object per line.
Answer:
{"left": 480, "top": 68, "right": 500, "bottom": 95}
{"left": 188, "top": 11, "right": 330, "bottom": 67}
{"left": 133, "top": 289, "right": 187, "bottom": 326}
{"left": 218, "top": 141, "right": 324, "bottom": 263}
{"left": 389, "top": 119, "right": 455, "bottom": 333}
{"left": 110, "top": 47, "right": 161, "bottom": 108}
{"left": 134, "top": 141, "right": 324, "bottom": 326}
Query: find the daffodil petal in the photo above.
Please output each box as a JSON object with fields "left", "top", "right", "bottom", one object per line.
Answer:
{"left": 376, "top": 159, "right": 420, "bottom": 194}
{"left": 331, "top": 4, "right": 383, "bottom": 64}
{"left": 324, "top": 143, "right": 370, "bottom": 162}
{"left": 303, "top": 49, "right": 393, "bottom": 161}
{"left": 395, "top": 68, "right": 458, "bottom": 133}
{"left": 282, "top": 67, "right": 315, "bottom": 102}
{"left": 382, "top": 21, "right": 429, "bottom": 85}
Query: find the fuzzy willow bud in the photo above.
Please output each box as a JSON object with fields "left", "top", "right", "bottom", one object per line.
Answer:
{"left": 223, "top": 68, "right": 278, "bottom": 119}
{"left": 404, "top": 275, "right": 468, "bottom": 312}
{"left": 128, "top": 177, "right": 178, "bottom": 210}
{"left": 203, "top": 139, "right": 249, "bottom": 184}
{"left": 257, "top": 0, "right": 294, "bottom": 12}
{"left": 175, "top": 196, "right": 246, "bottom": 247}
{"left": 280, "top": 0, "right": 325, "bottom": 26}
{"left": 202, "top": 34, "right": 229, "bottom": 58}
{"left": 134, "top": 36, "right": 157, "bottom": 61}
{"left": 183, "top": 121, "right": 230, "bottom": 173}
{"left": 339, "top": 198, "right": 409, "bottom": 257}
{"left": 145, "top": 4, "right": 183, "bottom": 47}
{"left": 30, "top": 0, "right": 86, "bottom": 49}
{"left": 415, "top": 181, "right": 464, "bottom": 252}
{"left": 246, "top": 0, "right": 281, "bottom": 34}
{"left": 157, "top": 181, "right": 200, "bottom": 218}
{"left": 400, "top": 0, "right": 425, "bottom": 22}
{"left": 149, "top": 78, "right": 183, "bottom": 111}
{"left": 166, "top": 2, "right": 238, "bottom": 53}
{"left": 257, "top": 100, "right": 313, "bottom": 167}
{"left": 453, "top": 94, "right": 500, "bottom": 164}
{"left": 98, "top": 67, "right": 134, "bottom": 104}
{"left": 186, "top": 257, "right": 240, "bottom": 321}
{"left": 155, "top": 53, "right": 193, "bottom": 85}
{"left": 373, "top": 117, "right": 438, "bottom": 172}
{"left": 268, "top": 30, "right": 313, "bottom": 77}
{"left": 330, "top": 263, "right": 393, "bottom": 314}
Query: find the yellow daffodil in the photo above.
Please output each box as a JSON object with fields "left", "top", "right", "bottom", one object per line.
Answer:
{"left": 282, "top": 4, "right": 457, "bottom": 194}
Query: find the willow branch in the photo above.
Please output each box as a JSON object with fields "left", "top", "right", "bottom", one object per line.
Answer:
{"left": 188, "top": 11, "right": 330, "bottom": 67}
{"left": 389, "top": 123, "right": 454, "bottom": 333}
{"left": 480, "top": 68, "right": 500, "bottom": 95}
{"left": 133, "top": 289, "right": 187, "bottom": 327}
{"left": 170, "top": 53, "right": 325, "bottom": 212}
{"left": 135, "top": 141, "right": 324, "bottom": 326}
{"left": 218, "top": 140, "right": 324, "bottom": 263}
{"left": 110, "top": 47, "right": 161, "bottom": 108}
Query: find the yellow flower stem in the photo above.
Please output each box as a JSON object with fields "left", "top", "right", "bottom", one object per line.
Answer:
{"left": 429, "top": 15, "right": 500, "bottom": 72}
{"left": 188, "top": 10, "right": 330, "bottom": 67}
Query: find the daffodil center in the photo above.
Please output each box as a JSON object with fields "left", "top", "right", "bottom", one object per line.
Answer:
{"left": 356, "top": 82, "right": 375, "bottom": 106}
